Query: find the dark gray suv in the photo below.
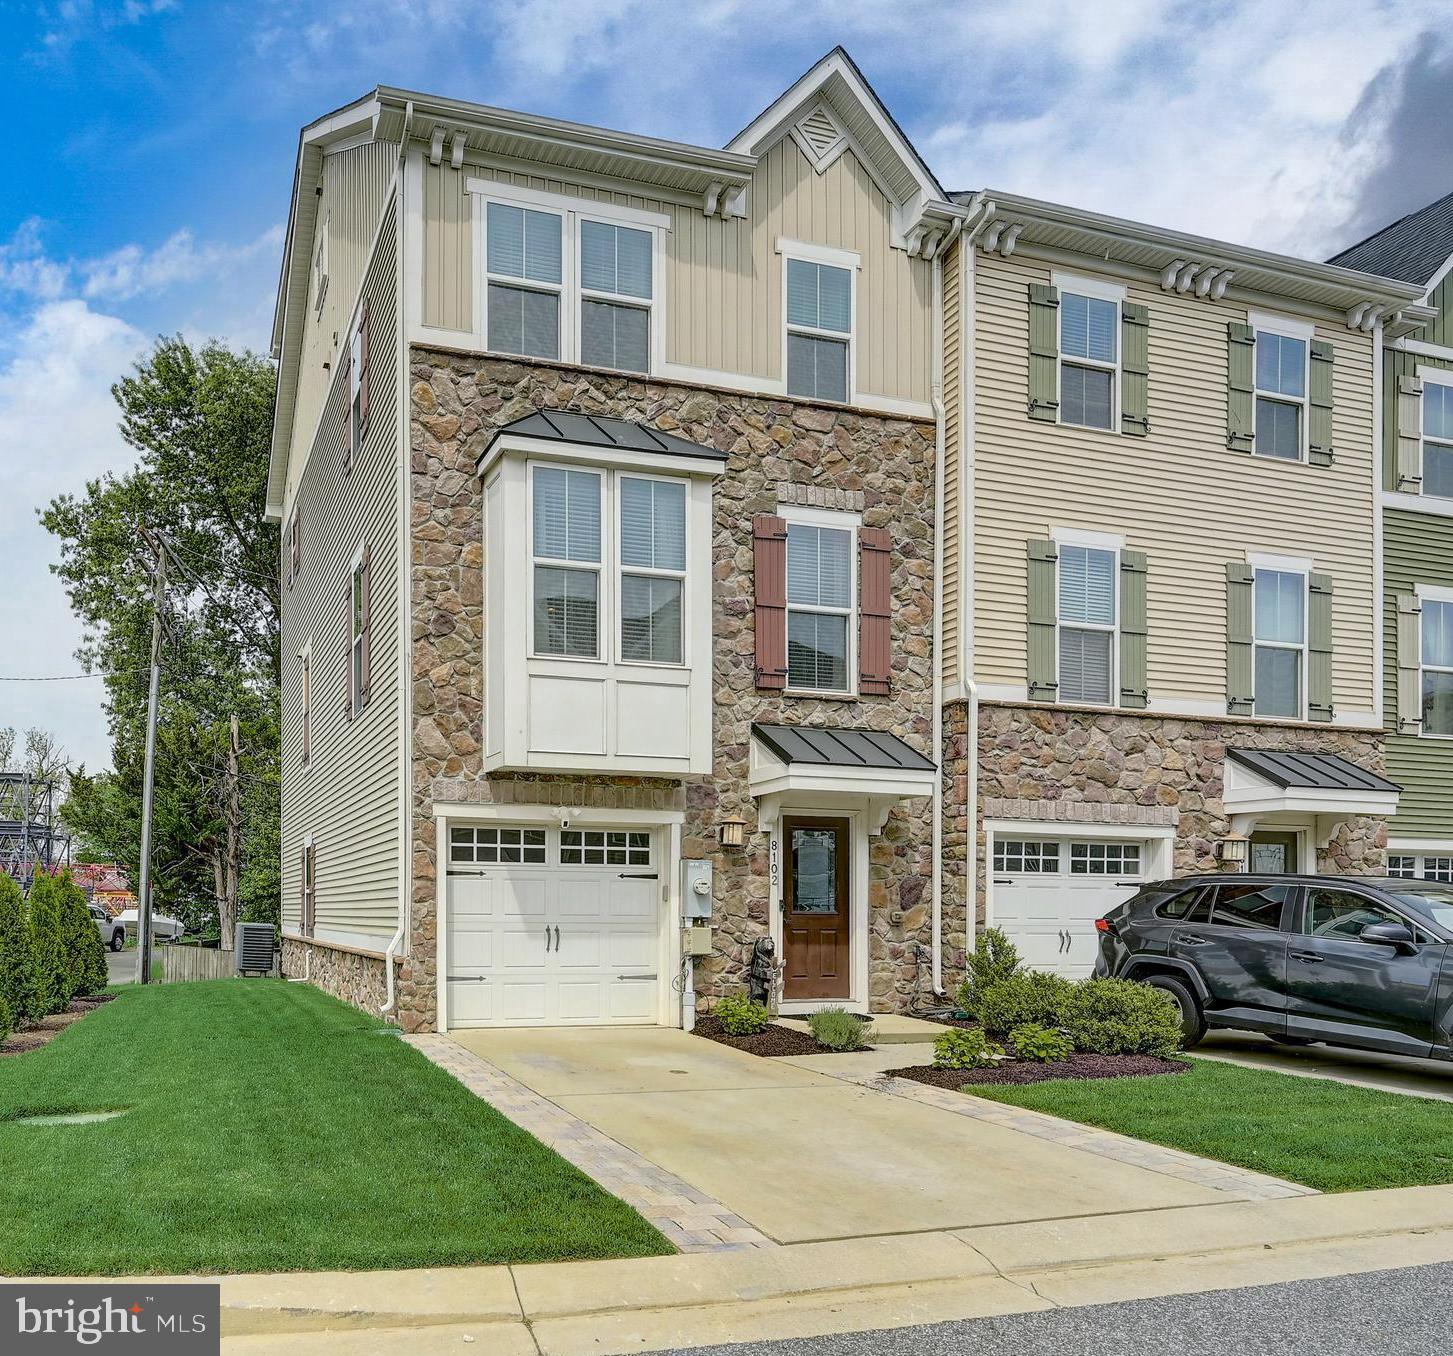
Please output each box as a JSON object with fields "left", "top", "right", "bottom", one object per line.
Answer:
{"left": 1094, "top": 875, "right": 1453, "bottom": 1058}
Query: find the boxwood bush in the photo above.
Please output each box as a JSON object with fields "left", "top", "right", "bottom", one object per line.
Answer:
{"left": 713, "top": 993, "right": 772, "bottom": 1036}
{"left": 1063, "top": 978, "right": 1183, "bottom": 1057}
{"left": 973, "top": 971, "right": 1077, "bottom": 1033}
{"left": 932, "top": 1027, "right": 1003, "bottom": 1070}
{"left": 954, "top": 926, "right": 1022, "bottom": 1015}
{"left": 1009, "top": 1022, "right": 1073, "bottom": 1063}
{"left": 809, "top": 1006, "right": 872, "bottom": 1051}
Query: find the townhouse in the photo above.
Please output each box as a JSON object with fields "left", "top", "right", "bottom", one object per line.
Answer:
{"left": 938, "top": 197, "right": 1428, "bottom": 977}
{"left": 265, "top": 46, "right": 1440, "bottom": 1029}
{"left": 1331, "top": 192, "right": 1453, "bottom": 882}
{"left": 266, "top": 50, "right": 963, "bottom": 1029}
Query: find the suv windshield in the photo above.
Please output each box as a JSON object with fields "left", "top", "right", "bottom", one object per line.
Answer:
{"left": 1385, "top": 886, "right": 1453, "bottom": 934}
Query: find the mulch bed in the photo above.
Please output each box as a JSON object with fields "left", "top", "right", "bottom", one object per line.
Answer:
{"left": 693, "top": 1014, "right": 848, "bottom": 1057}
{"left": 887, "top": 1052, "right": 1191, "bottom": 1088}
{"left": 0, "top": 994, "right": 116, "bottom": 1059}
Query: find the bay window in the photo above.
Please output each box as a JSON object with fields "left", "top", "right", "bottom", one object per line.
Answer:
{"left": 531, "top": 466, "right": 602, "bottom": 658}
{"left": 1253, "top": 567, "right": 1306, "bottom": 718}
{"left": 619, "top": 476, "right": 685, "bottom": 664}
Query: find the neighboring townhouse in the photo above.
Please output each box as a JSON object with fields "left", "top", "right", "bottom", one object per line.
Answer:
{"left": 939, "top": 194, "right": 1429, "bottom": 977}
{"left": 1330, "top": 192, "right": 1453, "bottom": 883}
{"left": 265, "top": 50, "right": 965, "bottom": 1030}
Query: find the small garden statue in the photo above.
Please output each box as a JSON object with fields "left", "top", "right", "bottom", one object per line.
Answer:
{"left": 748, "top": 936, "right": 776, "bottom": 1007}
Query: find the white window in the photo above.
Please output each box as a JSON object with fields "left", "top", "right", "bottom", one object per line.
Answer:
{"left": 485, "top": 201, "right": 563, "bottom": 361}
{"left": 1388, "top": 854, "right": 1416, "bottom": 878}
{"left": 560, "top": 829, "right": 650, "bottom": 866}
{"left": 1059, "top": 291, "right": 1117, "bottom": 430}
{"left": 1423, "top": 380, "right": 1453, "bottom": 499}
{"left": 300, "top": 642, "right": 313, "bottom": 768}
{"left": 579, "top": 220, "right": 653, "bottom": 374}
{"left": 1057, "top": 543, "right": 1117, "bottom": 705}
{"left": 300, "top": 838, "right": 316, "bottom": 935}
{"left": 785, "top": 253, "right": 853, "bottom": 402}
{"left": 1421, "top": 597, "right": 1453, "bottom": 737}
{"left": 349, "top": 549, "right": 371, "bottom": 718}
{"left": 450, "top": 827, "right": 547, "bottom": 865}
{"left": 312, "top": 212, "right": 328, "bottom": 314}
{"left": 1253, "top": 325, "right": 1309, "bottom": 461}
{"left": 785, "top": 513, "right": 855, "bottom": 693}
{"left": 1388, "top": 853, "right": 1453, "bottom": 883}
{"left": 619, "top": 476, "right": 685, "bottom": 664}
{"left": 993, "top": 840, "right": 1060, "bottom": 873}
{"left": 531, "top": 465, "right": 602, "bottom": 659}
{"left": 472, "top": 184, "right": 666, "bottom": 376}
{"left": 1253, "top": 567, "right": 1307, "bottom": 718}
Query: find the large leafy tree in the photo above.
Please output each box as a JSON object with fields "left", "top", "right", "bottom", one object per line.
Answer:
{"left": 43, "top": 337, "right": 280, "bottom": 940}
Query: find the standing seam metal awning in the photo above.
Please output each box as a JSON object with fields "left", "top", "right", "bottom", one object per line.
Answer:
{"left": 1227, "top": 749, "right": 1400, "bottom": 795}
{"left": 752, "top": 724, "right": 936, "bottom": 771}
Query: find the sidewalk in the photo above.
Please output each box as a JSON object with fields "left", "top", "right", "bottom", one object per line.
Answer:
{"left": 145, "top": 1184, "right": 1453, "bottom": 1352}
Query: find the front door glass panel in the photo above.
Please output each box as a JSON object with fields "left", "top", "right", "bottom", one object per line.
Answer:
{"left": 1248, "top": 831, "right": 1299, "bottom": 874}
{"left": 791, "top": 828, "right": 839, "bottom": 913}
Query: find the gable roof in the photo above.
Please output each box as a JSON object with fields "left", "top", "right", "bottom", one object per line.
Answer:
{"left": 1328, "top": 191, "right": 1453, "bottom": 289}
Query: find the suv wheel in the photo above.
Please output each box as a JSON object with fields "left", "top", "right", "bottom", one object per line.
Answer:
{"left": 1144, "top": 974, "right": 1205, "bottom": 1049}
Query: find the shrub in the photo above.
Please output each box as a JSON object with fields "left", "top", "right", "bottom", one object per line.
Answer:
{"left": 0, "top": 873, "right": 35, "bottom": 1023}
{"left": 1009, "top": 1022, "right": 1074, "bottom": 1063}
{"left": 714, "top": 992, "right": 772, "bottom": 1036}
{"left": 58, "top": 873, "right": 108, "bottom": 998}
{"left": 954, "top": 926, "right": 1022, "bottom": 1014}
{"left": 0, "top": 994, "right": 10, "bottom": 1046}
{"left": 1063, "top": 978, "right": 1183, "bottom": 1057}
{"left": 27, "top": 874, "right": 70, "bottom": 1017}
{"left": 973, "top": 971, "right": 1078, "bottom": 1033}
{"left": 809, "top": 1007, "right": 872, "bottom": 1051}
{"left": 932, "top": 1027, "right": 1004, "bottom": 1070}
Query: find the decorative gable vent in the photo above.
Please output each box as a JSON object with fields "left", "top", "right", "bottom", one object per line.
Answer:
{"left": 792, "top": 104, "right": 846, "bottom": 171}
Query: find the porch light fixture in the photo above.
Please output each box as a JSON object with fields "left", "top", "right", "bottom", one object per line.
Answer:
{"left": 717, "top": 815, "right": 748, "bottom": 849}
{"left": 1215, "top": 834, "right": 1249, "bottom": 866}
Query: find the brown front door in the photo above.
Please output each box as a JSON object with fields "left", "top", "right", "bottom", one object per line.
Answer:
{"left": 782, "top": 816, "right": 851, "bottom": 1001}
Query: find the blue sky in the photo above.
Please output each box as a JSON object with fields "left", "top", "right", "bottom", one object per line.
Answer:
{"left": 1, "top": 0, "right": 1450, "bottom": 772}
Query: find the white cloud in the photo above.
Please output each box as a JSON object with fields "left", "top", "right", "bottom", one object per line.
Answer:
{"left": 81, "top": 224, "right": 284, "bottom": 302}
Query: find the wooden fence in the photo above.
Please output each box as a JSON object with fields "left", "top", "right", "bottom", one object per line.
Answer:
{"left": 161, "top": 945, "right": 277, "bottom": 982}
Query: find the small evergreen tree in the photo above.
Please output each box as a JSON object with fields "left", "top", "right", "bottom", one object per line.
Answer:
{"left": 0, "top": 873, "right": 35, "bottom": 1023}
{"left": 28, "top": 873, "right": 70, "bottom": 1017}
{"left": 57, "top": 872, "right": 108, "bottom": 998}
{"left": 0, "top": 995, "right": 12, "bottom": 1046}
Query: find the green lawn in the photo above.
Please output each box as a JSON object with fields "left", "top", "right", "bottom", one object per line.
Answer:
{"left": 0, "top": 980, "right": 670, "bottom": 1275}
{"left": 971, "top": 1057, "right": 1453, "bottom": 1192}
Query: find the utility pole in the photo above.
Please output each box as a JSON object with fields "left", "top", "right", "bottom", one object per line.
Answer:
{"left": 136, "top": 526, "right": 167, "bottom": 985}
{"left": 223, "top": 714, "right": 241, "bottom": 951}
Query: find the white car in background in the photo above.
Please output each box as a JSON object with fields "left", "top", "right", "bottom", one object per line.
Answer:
{"left": 111, "top": 907, "right": 185, "bottom": 951}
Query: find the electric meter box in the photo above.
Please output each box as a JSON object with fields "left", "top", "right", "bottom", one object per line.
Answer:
{"left": 682, "top": 859, "right": 713, "bottom": 919}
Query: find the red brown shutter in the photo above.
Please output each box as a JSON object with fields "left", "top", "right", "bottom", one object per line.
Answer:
{"left": 359, "top": 543, "right": 373, "bottom": 707}
{"left": 858, "top": 527, "right": 892, "bottom": 695}
{"left": 753, "top": 514, "right": 788, "bottom": 689}
{"left": 358, "top": 300, "right": 371, "bottom": 438}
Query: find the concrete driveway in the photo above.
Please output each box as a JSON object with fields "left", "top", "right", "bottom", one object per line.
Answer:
{"left": 1197, "top": 1031, "right": 1453, "bottom": 1103}
{"left": 447, "top": 1026, "right": 1263, "bottom": 1245}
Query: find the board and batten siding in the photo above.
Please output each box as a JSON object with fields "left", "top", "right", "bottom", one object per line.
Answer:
{"left": 1383, "top": 507, "right": 1453, "bottom": 838}
{"left": 280, "top": 195, "right": 402, "bottom": 941}
{"left": 1383, "top": 347, "right": 1453, "bottom": 491}
{"left": 972, "top": 252, "right": 1378, "bottom": 717}
{"left": 286, "top": 141, "right": 398, "bottom": 505}
{"left": 1426, "top": 273, "right": 1451, "bottom": 350}
{"left": 418, "top": 134, "right": 933, "bottom": 407}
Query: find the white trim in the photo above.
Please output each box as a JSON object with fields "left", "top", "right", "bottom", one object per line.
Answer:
{"left": 1050, "top": 270, "right": 1127, "bottom": 303}
{"left": 464, "top": 177, "right": 671, "bottom": 230}
{"left": 1249, "top": 558, "right": 1310, "bottom": 723}
{"left": 1388, "top": 836, "right": 1453, "bottom": 853}
{"left": 1416, "top": 589, "right": 1453, "bottom": 740}
{"left": 1053, "top": 537, "right": 1120, "bottom": 709}
{"left": 652, "top": 360, "right": 932, "bottom": 418}
{"left": 780, "top": 245, "right": 857, "bottom": 405}
{"left": 974, "top": 685, "right": 1380, "bottom": 729}
{"left": 431, "top": 802, "right": 685, "bottom": 826}
{"left": 778, "top": 502, "right": 863, "bottom": 529}
{"left": 1415, "top": 583, "right": 1453, "bottom": 605}
{"left": 775, "top": 237, "right": 862, "bottom": 271}
{"left": 527, "top": 461, "right": 606, "bottom": 663}
{"left": 1396, "top": 337, "right": 1453, "bottom": 362}
{"left": 1383, "top": 489, "right": 1453, "bottom": 518}
{"left": 1050, "top": 525, "right": 1125, "bottom": 551}
{"left": 1054, "top": 283, "right": 1121, "bottom": 435}
{"left": 311, "top": 925, "right": 396, "bottom": 952}
{"left": 1247, "top": 309, "right": 1316, "bottom": 342}
{"left": 395, "top": 179, "right": 413, "bottom": 962}
{"left": 1418, "top": 364, "right": 1453, "bottom": 389}
{"left": 1247, "top": 550, "right": 1315, "bottom": 574}
{"left": 779, "top": 504, "right": 859, "bottom": 697}
{"left": 1373, "top": 321, "right": 1385, "bottom": 728}
{"left": 984, "top": 818, "right": 1175, "bottom": 845}
{"left": 1423, "top": 254, "right": 1453, "bottom": 301}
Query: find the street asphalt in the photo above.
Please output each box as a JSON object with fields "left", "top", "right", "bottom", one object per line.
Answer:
{"left": 657, "top": 1262, "right": 1453, "bottom": 1356}
{"left": 105, "top": 948, "right": 139, "bottom": 985}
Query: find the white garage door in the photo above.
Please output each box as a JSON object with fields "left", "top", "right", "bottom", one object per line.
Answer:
{"left": 445, "top": 825, "right": 661, "bottom": 1028}
{"left": 990, "top": 836, "right": 1146, "bottom": 978}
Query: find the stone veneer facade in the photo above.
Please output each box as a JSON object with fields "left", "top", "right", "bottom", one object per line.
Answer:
{"left": 943, "top": 700, "right": 1388, "bottom": 929}
{"left": 398, "top": 347, "right": 938, "bottom": 1031}
{"left": 281, "top": 936, "right": 399, "bottom": 1015}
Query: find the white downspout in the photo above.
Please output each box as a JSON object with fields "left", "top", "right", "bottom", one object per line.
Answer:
{"left": 928, "top": 214, "right": 965, "bottom": 999}
{"left": 380, "top": 925, "right": 404, "bottom": 1017}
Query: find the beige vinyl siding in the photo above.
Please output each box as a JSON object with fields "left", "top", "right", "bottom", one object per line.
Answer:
{"left": 973, "top": 252, "right": 1378, "bottom": 716}
{"left": 940, "top": 237, "right": 962, "bottom": 684}
{"left": 286, "top": 141, "right": 397, "bottom": 504}
{"left": 1384, "top": 508, "right": 1453, "bottom": 837}
{"left": 280, "top": 194, "right": 402, "bottom": 939}
{"left": 418, "top": 135, "right": 932, "bottom": 406}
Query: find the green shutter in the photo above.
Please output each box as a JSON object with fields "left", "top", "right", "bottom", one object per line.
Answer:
{"left": 1118, "top": 550, "right": 1148, "bottom": 708}
{"left": 1227, "top": 322, "right": 1255, "bottom": 453}
{"left": 1397, "top": 375, "right": 1424, "bottom": 491}
{"left": 1027, "top": 539, "right": 1058, "bottom": 701}
{"left": 1226, "top": 562, "right": 1255, "bottom": 715}
{"left": 1028, "top": 284, "right": 1059, "bottom": 422}
{"left": 1308, "top": 340, "right": 1335, "bottom": 466}
{"left": 1121, "top": 303, "right": 1149, "bottom": 436}
{"left": 1397, "top": 594, "right": 1423, "bottom": 734}
{"left": 1307, "top": 572, "right": 1334, "bottom": 722}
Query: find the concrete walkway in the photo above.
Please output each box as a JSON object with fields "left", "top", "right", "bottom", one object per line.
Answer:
{"left": 1196, "top": 1031, "right": 1453, "bottom": 1103}
{"left": 429, "top": 1026, "right": 1306, "bottom": 1249}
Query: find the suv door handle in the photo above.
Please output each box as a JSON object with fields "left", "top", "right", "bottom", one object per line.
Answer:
{"left": 1174, "top": 933, "right": 1208, "bottom": 946}
{"left": 1290, "top": 950, "right": 1324, "bottom": 964}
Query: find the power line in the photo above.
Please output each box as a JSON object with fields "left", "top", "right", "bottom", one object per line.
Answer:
{"left": 0, "top": 668, "right": 150, "bottom": 682}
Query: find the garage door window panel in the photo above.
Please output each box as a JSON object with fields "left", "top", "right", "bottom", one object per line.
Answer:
{"left": 1070, "top": 842, "right": 1141, "bottom": 875}
{"left": 560, "top": 829, "right": 650, "bottom": 866}
{"left": 993, "top": 840, "right": 1060, "bottom": 873}
{"left": 450, "top": 827, "right": 547, "bottom": 865}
